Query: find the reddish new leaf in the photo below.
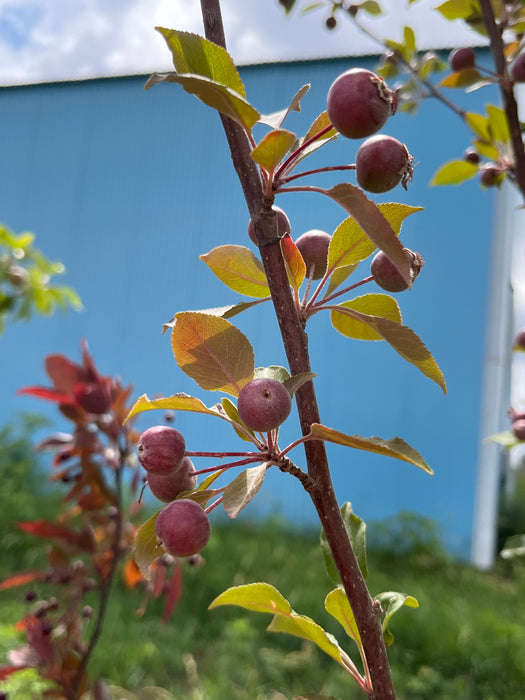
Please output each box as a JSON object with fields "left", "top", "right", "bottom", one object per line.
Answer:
{"left": 45, "top": 353, "right": 82, "bottom": 393}
{"left": 18, "top": 519, "right": 79, "bottom": 541}
{"left": 0, "top": 570, "right": 47, "bottom": 591}
{"left": 17, "top": 386, "right": 76, "bottom": 404}
{"left": 162, "top": 559, "right": 184, "bottom": 623}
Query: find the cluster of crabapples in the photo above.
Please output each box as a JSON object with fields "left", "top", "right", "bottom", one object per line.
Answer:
{"left": 248, "top": 67, "right": 424, "bottom": 290}
{"left": 138, "top": 378, "right": 292, "bottom": 558}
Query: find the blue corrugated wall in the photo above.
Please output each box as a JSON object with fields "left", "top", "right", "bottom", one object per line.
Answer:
{"left": 0, "top": 56, "right": 496, "bottom": 555}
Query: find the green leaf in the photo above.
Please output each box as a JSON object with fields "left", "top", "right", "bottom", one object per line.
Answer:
{"left": 329, "top": 305, "right": 446, "bottom": 392}
{"left": 375, "top": 591, "right": 419, "bottom": 646}
{"left": 324, "top": 185, "right": 417, "bottom": 287}
{"left": 155, "top": 28, "right": 246, "bottom": 96}
{"left": 473, "top": 139, "right": 499, "bottom": 161}
{"left": 323, "top": 264, "right": 359, "bottom": 297}
{"left": 258, "top": 84, "right": 310, "bottom": 129}
{"left": 223, "top": 463, "right": 268, "bottom": 518}
{"left": 125, "top": 392, "right": 223, "bottom": 423}
{"left": 221, "top": 397, "right": 255, "bottom": 442}
{"left": 330, "top": 294, "right": 401, "bottom": 340}
{"left": 439, "top": 68, "right": 484, "bottom": 88}
{"left": 465, "top": 112, "right": 490, "bottom": 141}
{"left": 283, "top": 372, "right": 317, "bottom": 396}
{"left": 309, "top": 423, "right": 433, "bottom": 474}
{"left": 251, "top": 129, "right": 297, "bottom": 172}
{"left": 487, "top": 104, "right": 510, "bottom": 143}
{"left": 325, "top": 587, "right": 362, "bottom": 645}
{"left": 162, "top": 298, "right": 270, "bottom": 332}
{"left": 281, "top": 234, "right": 306, "bottom": 291}
{"left": 485, "top": 430, "right": 519, "bottom": 448}
{"left": 145, "top": 73, "right": 260, "bottom": 131}
{"left": 429, "top": 160, "right": 478, "bottom": 186}
{"left": 134, "top": 512, "right": 163, "bottom": 580}
{"left": 360, "top": 1, "right": 382, "bottom": 16}
{"left": 436, "top": 0, "right": 477, "bottom": 20}
{"left": 200, "top": 245, "right": 270, "bottom": 298}
{"left": 254, "top": 365, "right": 291, "bottom": 382}
{"left": 171, "top": 312, "right": 255, "bottom": 397}
{"left": 321, "top": 502, "right": 368, "bottom": 584}
{"left": 291, "top": 111, "right": 338, "bottom": 166}
{"left": 209, "top": 582, "right": 292, "bottom": 615}
{"left": 403, "top": 26, "right": 416, "bottom": 55}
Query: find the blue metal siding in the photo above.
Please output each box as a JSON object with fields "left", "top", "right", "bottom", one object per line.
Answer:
{"left": 0, "top": 57, "right": 496, "bottom": 555}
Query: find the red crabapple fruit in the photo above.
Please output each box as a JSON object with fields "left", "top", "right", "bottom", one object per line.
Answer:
{"left": 356, "top": 135, "right": 413, "bottom": 193}
{"left": 326, "top": 68, "right": 395, "bottom": 139}
{"left": 512, "top": 419, "right": 525, "bottom": 441}
{"left": 479, "top": 163, "right": 503, "bottom": 188}
{"left": 155, "top": 499, "right": 211, "bottom": 557}
{"left": 237, "top": 378, "right": 292, "bottom": 433}
{"left": 371, "top": 248, "right": 423, "bottom": 293}
{"left": 511, "top": 54, "right": 525, "bottom": 82}
{"left": 448, "top": 47, "right": 476, "bottom": 71}
{"left": 148, "top": 457, "right": 197, "bottom": 502}
{"left": 295, "top": 229, "right": 331, "bottom": 279}
{"left": 138, "top": 425, "right": 185, "bottom": 476}
{"left": 248, "top": 206, "right": 291, "bottom": 244}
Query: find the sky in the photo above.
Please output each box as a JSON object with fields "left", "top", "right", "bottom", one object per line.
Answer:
{"left": 0, "top": 0, "right": 483, "bottom": 86}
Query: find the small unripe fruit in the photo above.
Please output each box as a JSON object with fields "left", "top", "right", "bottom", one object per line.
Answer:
{"left": 237, "top": 378, "right": 292, "bottom": 433}
{"left": 248, "top": 206, "right": 291, "bottom": 245}
{"left": 155, "top": 499, "right": 211, "bottom": 557}
{"left": 148, "top": 457, "right": 197, "bottom": 502}
{"left": 327, "top": 68, "right": 394, "bottom": 139}
{"left": 8, "top": 264, "right": 29, "bottom": 287}
{"left": 449, "top": 47, "right": 476, "bottom": 71}
{"left": 295, "top": 229, "right": 331, "bottom": 279}
{"left": 138, "top": 426, "right": 186, "bottom": 476}
{"left": 371, "top": 248, "right": 423, "bottom": 292}
{"left": 325, "top": 16, "right": 337, "bottom": 29}
{"left": 479, "top": 163, "right": 503, "bottom": 188}
{"left": 512, "top": 418, "right": 525, "bottom": 441}
{"left": 513, "top": 328, "right": 525, "bottom": 350}
{"left": 356, "top": 135, "right": 413, "bottom": 193}
{"left": 463, "top": 148, "right": 480, "bottom": 164}
{"left": 73, "top": 382, "right": 112, "bottom": 414}
{"left": 511, "top": 54, "right": 525, "bottom": 82}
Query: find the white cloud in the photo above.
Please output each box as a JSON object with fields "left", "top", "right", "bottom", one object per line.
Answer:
{"left": 0, "top": 0, "right": 484, "bottom": 86}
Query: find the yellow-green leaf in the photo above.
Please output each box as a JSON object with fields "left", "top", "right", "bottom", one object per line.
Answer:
{"left": 155, "top": 28, "right": 246, "bottom": 96}
{"left": 403, "top": 26, "right": 416, "bottom": 54}
{"left": 251, "top": 129, "right": 297, "bottom": 172}
{"left": 439, "top": 68, "right": 483, "bottom": 88}
{"left": 436, "top": 0, "right": 475, "bottom": 20}
{"left": 430, "top": 160, "right": 478, "bottom": 186}
{"left": 309, "top": 423, "right": 433, "bottom": 474}
{"left": 324, "top": 264, "right": 359, "bottom": 297}
{"left": 330, "top": 295, "right": 401, "bottom": 341}
{"left": 375, "top": 591, "right": 419, "bottom": 646}
{"left": 487, "top": 104, "right": 510, "bottom": 143}
{"left": 145, "top": 73, "right": 260, "bottom": 131}
{"left": 473, "top": 139, "right": 499, "bottom": 161}
{"left": 125, "top": 393, "right": 223, "bottom": 423}
{"left": 134, "top": 512, "right": 163, "bottom": 580}
{"left": 209, "top": 582, "right": 292, "bottom": 615}
{"left": 201, "top": 245, "right": 270, "bottom": 298}
{"left": 267, "top": 613, "right": 347, "bottom": 668}
{"left": 223, "top": 463, "right": 268, "bottom": 518}
{"left": 171, "top": 312, "right": 254, "bottom": 397}
{"left": 258, "top": 84, "right": 311, "bottom": 129}
{"left": 221, "top": 397, "right": 255, "bottom": 442}
{"left": 465, "top": 112, "right": 490, "bottom": 141}
{"left": 325, "top": 587, "right": 362, "bottom": 646}
{"left": 325, "top": 186, "right": 418, "bottom": 287}
{"left": 329, "top": 305, "right": 446, "bottom": 392}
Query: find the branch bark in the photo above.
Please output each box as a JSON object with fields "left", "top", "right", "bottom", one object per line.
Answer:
{"left": 200, "top": 1, "right": 395, "bottom": 697}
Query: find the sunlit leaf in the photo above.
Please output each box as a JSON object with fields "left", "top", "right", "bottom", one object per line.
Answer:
{"left": 436, "top": 0, "right": 478, "bottom": 20}
{"left": 171, "top": 312, "right": 255, "bottom": 396}
{"left": 267, "top": 612, "right": 347, "bottom": 668}
{"left": 323, "top": 264, "right": 359, "bottom": 297}
{"left": 145, "top": 73, "right": 260, "bottom": 131}
{"left": 375, "top": 591, "right": 419, "bottom": 646}
{"left": 330, "top": 295, "right": 402, "bottom": 341}
{"left": 439, "top": 69, "right": 483, "bottom": 88}
{"left": 283, "top": 371, "right": 317, "bottom": 396}
{"left": 473, "top": 139, "right": 498, "bottom": 161}
{"left": 325, "top": 587, "right": 361, "bottom": 645}
{"left": 360, "top": 1, "right": 382, "bottom": 15}
{"left": 487, "top": 104, "right": 510, "bottom": 143}
{"left": 324, "top": 185, "right": 416, "bottom": 286}
{"left": 309, "top": 423, "right": 433, "bottom": 474}
{"left": 209, "top": 581, "right": 292, "bottom": 614}
{"left": 429, "top": 160, "right": 478, "bottom": 186}
{"left": 465, "top": 112, "right": 490, "bottom": 140}
{"left": 251, "top": 130, "right": 297, "bottom": 172}
{"left": 163, "top": 298, "right": 270, "bottom": 331}
{"left": 485, "top": 430, "right": 518, "bottom": 448}
{"left": 200, "top": 245, "right": 270, "bottom": 298}
{"left": 329, "top": 305, "right": 446, "bottom": 392}
{"left": 258, "top": 84, "right": 310, "bottom": 129}
{"left": 155, "top": 28, "right": 246, "bottom": 96}
{"left": 281, "top": 235, "right": 306, "bottom": 290}
{"left": 223, "top": 463, "right": 268, "bottom": 518}
{"left": 125, "top": 392, "right": 223, "bottom": 423}
{"left": 221, "top": 397, "right": 255, "bottom": 441}
{"left": 134, "top": 512, "right": 163, "bottom": 580}
{"left": 403, "top": 26, "right": 416, "bottom": 54}
{"left": 254, "top": 365, "right": 291, "bottom": 382}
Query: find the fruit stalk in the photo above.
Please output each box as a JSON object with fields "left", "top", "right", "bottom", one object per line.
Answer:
{"left": 200, "top": 0, "right": 395, "bottom": 696}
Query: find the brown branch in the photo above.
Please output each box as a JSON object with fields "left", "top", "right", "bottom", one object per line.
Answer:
{"left": 200, "top": 1, "right": 395, "bottom": 696}
{"left": 479, "top": 0, "right": 525, "bottom": 200}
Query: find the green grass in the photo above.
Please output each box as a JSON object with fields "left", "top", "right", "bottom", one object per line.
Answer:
{"left": 2, "top": 515, "right": 525, "bottom": 700}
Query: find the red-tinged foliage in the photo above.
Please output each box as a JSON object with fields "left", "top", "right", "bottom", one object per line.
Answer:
{"left": 17, "top": 520, "right": 96, "bottom": 553}
{"left": 45, "top": 353, "right": 85, "bottom": 393}
{"left": 162, "top": 559, "right": 184, "bottom": 624}
{"left": 17, "top": 386, "right": 77, "bottom": 404}
{"left": 123, "top": 558, "right": 143, "bottom": 588}
{"left": 0, "top": 664, "right": 27, "bottom": 680}
{"left": 0, "top": 570, "right": 47, "bottom": 591}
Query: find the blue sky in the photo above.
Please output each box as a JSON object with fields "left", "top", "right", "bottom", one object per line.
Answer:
{"left": 0, "top": 0, "right": 481, "bottom": 85}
